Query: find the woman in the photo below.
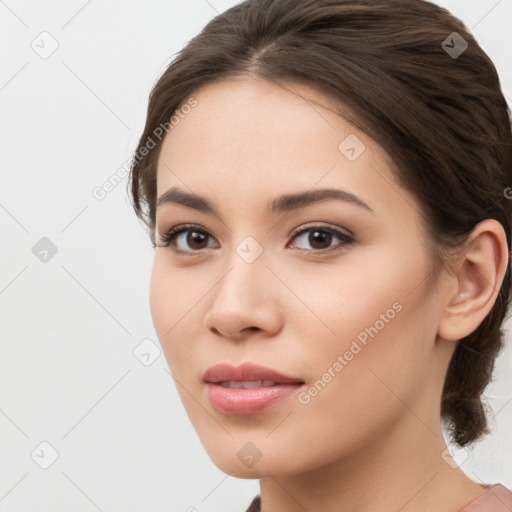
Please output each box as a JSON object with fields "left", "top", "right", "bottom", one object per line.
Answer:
{"left": 127, "top": 0, "right": 512, "bottom": 510}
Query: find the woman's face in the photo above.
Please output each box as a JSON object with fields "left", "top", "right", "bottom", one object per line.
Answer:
{"left": 150, "top": 77, "right": 452, "bottom": 477}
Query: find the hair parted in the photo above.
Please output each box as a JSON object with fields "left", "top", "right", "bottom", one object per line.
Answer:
{"left": 128, "top": 0, "right": 512, "bottom": 447}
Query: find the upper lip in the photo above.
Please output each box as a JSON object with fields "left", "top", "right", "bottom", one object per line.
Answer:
{"left": 203, "top": 362, "right": 305, "bottom": 384}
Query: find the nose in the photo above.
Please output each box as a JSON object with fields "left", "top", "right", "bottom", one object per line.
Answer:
{"left": 204, "top": 252, "right": 283, "bottom": 341}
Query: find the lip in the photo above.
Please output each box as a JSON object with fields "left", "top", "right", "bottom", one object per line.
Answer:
{"left": 203, "top": 361, "right": 304, "bottom": 384}
{"left": 203, "top": 362, "right": 305, "bottom": 416}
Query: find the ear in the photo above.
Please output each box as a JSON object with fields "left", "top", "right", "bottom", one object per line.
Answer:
{"left": 437, "top": 219, "right": 509, "bottom": 342}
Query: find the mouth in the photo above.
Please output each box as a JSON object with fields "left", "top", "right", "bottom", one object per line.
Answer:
{"left": 203, "top": 362, "right": 305, "bottom": 415}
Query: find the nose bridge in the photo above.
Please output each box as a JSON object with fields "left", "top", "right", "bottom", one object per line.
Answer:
{"left": 205, "top": 235, "right": 281, "bottom": 337}
{"left": 215, "top": 236, "right": 268, "bottom": 306}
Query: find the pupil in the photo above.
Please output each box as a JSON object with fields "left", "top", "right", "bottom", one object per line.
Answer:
{"left": 310, "top": 230, "right": 331, "bottom": 249}
{"left": 189, "top": 231, "right": 206, "bottom": 249}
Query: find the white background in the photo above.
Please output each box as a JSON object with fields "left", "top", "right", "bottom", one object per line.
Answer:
{"left": 1, "top": 1, "right": 511, "bottom": 511}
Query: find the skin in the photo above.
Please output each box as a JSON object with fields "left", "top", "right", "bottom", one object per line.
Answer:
{"left": 149, "top": 77, "right": 508, "bottom": 512}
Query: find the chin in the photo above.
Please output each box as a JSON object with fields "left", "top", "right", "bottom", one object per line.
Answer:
{"left": 203, "top": 441, "right": 308, "bottom": 479}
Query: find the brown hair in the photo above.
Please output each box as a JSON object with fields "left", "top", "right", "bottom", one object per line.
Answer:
{"left": 128, "top": 0, "right": 512, "bottom": 447}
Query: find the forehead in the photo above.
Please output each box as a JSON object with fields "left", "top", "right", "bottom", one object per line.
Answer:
{"left": 155, "top": 77, "right": 406, "bottom": 217}
{"left": 161, "top": 77, "right": 355, "bottom": 153}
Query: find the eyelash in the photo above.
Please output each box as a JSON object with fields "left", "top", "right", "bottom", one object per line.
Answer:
{"left": 157, "top": 223, "right": 355, "bottom": 255}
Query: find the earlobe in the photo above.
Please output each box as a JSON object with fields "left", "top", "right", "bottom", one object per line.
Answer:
{"left": 437, "top": 219, "right": 509, "bottom": 342}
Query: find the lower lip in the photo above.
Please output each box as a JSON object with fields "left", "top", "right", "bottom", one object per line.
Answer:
{"left": 206, "top": 382, "right": 303, "bottom": 415}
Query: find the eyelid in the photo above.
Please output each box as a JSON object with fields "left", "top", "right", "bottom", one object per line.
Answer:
{"left": 289, "top": 221, "right": 354, "bottom": 240}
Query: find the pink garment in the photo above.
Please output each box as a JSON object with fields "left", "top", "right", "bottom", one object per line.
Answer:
{"left": 457, "top": 484, "right": 512, "bottom": 511}
{"left": 244, "top": 483, "right": 512, "bottom": 512}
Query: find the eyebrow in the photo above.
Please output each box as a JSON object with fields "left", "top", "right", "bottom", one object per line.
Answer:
{"left": 156, "top": 186, "right": 373, "bottom": 215}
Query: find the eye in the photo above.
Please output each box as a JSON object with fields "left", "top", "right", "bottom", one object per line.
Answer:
{"left": 157, "top": 223, "right": 355, "bottom": 255}
{"left": 157, "top": 224, "right": 219, "bottom": 254}
{"left": 288, "top": 224, "right": 355, "bottom": 253}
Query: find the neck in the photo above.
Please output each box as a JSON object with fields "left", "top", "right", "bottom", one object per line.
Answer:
{"left": 258, "top": 414, "right": 486, "bottom": 512}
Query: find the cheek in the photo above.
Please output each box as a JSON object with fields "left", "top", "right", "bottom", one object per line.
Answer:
{"left": 283, "top": 291, "right": 434, "bottom": 469}
{"left": 149, "top": 255, "right": 210, "bottom": 375}
{"left": 289, "top": 248, "right": 435, "bottom": 408}
{"left": 149, "top": 258, "right": 188, "bottom": 370}
{"left": 149, "top": 254, "right": 197, "bottom": 330}
{"left": 149, "top": 258, "right": 171, "bottom": 338}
